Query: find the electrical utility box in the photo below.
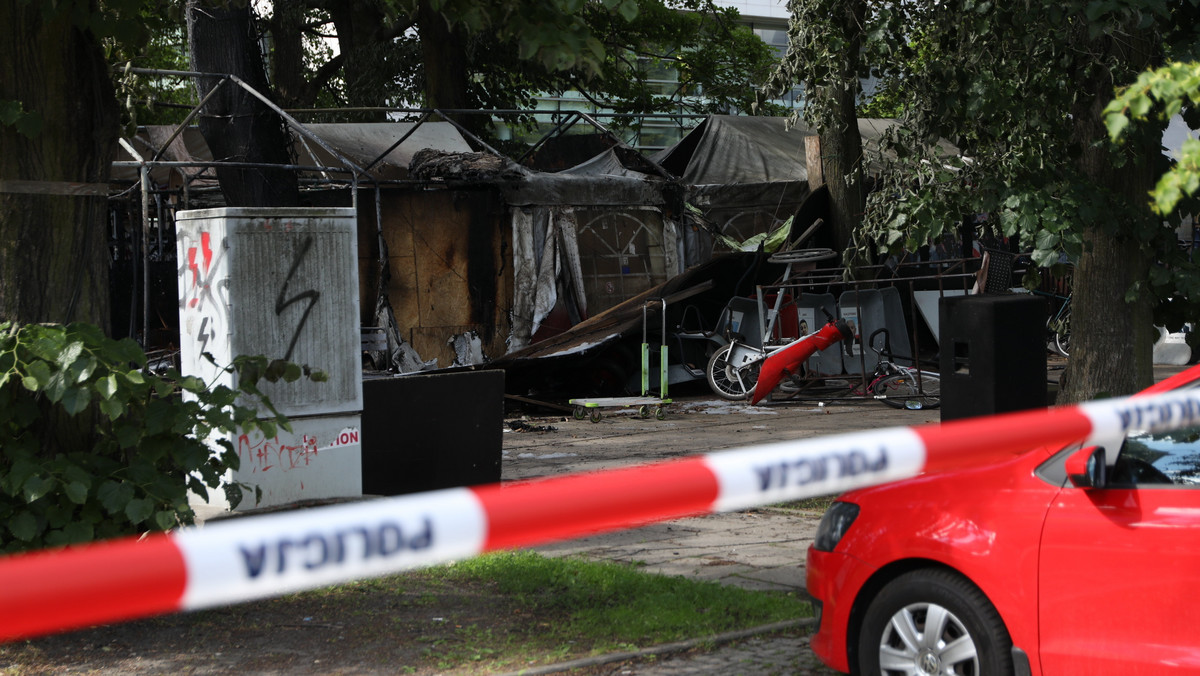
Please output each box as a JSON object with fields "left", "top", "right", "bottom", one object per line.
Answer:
{"left": 176, "top": 207, "right": 362, "bottom": 511}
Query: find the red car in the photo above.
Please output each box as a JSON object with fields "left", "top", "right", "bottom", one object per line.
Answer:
{"left": 807, "top": 366, "right": 1200, "bottom": 675}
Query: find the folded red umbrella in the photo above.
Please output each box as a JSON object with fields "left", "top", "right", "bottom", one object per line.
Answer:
{"left": 750, "top": 319, "right": 853, "bottom": 405}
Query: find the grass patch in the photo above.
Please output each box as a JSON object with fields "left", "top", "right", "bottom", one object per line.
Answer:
{"left": 0, "top": 551, "right": 812, "bottom": 675}
{"left": 435, "top": 550, "right": 807, "bottom": 648}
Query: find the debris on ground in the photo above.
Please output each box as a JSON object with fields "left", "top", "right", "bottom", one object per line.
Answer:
{"left": 506, "top": 419, "right": 559, "bottom": 433}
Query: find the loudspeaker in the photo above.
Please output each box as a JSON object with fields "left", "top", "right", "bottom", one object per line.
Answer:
{"left": 361, "top": 370, "right": 504, "bottom": 495}
{"left": 940, "top": 295, "right": 1046, "bottom": 421}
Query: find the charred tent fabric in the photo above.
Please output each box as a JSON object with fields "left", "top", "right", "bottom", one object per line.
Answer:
{"left": 651, "top": 115, "right": 814, "bottom": 255}
{"left": 505, "top": 144, "right": 672, "bottom": 351}
{"left": 112, "top": 115, "right": 916, "bottom": 375}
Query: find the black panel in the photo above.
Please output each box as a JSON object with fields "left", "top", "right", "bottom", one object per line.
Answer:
{"left": 361, "top": 370, "right": 504, "bottom": 495}
{"left": 939, "top": 295, "right": 1047, "bottom": 421}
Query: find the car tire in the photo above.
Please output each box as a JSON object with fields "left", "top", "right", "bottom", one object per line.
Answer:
{"left": 857, "top": 568, "right": 1013, "bottom": 676}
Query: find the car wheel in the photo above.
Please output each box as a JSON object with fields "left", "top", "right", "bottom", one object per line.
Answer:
{"left": 857, "top": 569, "right": 1012, "bottom": 676}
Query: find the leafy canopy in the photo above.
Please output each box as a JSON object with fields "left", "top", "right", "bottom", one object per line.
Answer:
{"left": 0, "top": 322, "right": 325, "bottom": 553}
{"left": 1106, "top": 61, "right": 1200, "bottom": 215}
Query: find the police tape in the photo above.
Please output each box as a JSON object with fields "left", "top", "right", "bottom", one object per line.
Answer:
{"left": 4, "top": 384, "right": 1200, "bottom": 642}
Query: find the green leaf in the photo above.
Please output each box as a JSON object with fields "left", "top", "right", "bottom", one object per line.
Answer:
{"left": 23, "top": 475, "right": 55, "bottom": 502}
{"left": 114, "top": 421, "right": 142, "bottom": 449}
{"left": 60, "top": 386, "right": 91, "bottom": 416}
{"left": 1035, "top": 230, "right": 1060, "bottom": 250}
{"left": 99, "top": 396, "right": 125, "bottom": 420}
{"left": 283, "top": 362, "right": 302, "bottom": 383}
{"left": 97, "top": 373, "right": 118, "bottom": 399}
{"left": 25, "top": 360, "right": 52, "bottom": 389}
{"left": 152, "top": 510, "right": 177, "bottom": 530}
{"left": 9, "top": 511, "right": 39, "bottom": 541}
{"left": 98, "top": 480, "right": 134, "bottom": 514}
{"left": 49, "top": 521, "right": 94, "bottom": 546}
{"left": 58, "top": 341, "right": 84, "bottom": 369}
{"left": 179, "top": 375, "right": 206, "bottom": 394}
{"left": 64, "top": 480, "right": 89, "bottom": 505}
{"left": 124, "top": 498, "right": 154, "bottom": 524}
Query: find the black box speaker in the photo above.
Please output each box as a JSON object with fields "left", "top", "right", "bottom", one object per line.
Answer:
{"left": 939, "top": 295, "right": 1046, "bottom": 421}
{"left": 361, "top": 370, "right": 504, "bottom": 495}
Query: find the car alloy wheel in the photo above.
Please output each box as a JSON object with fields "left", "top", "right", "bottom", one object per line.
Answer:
{"left": 879, "top": 601, "right": 977, "bottom": 675}
{"left": 857, "top": 569, "right": 1012, "bottom": 676}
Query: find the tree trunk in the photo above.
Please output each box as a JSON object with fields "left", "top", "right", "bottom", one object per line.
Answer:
{"left": 327, "top": 1, "right": 392, "bottom": 122}
{"left": 0, "top": 1, "right": 117, "bottom": 330}
{"left": 187, "top": 0, "right": 299, "bottom": 207}
{"left": 265, "top": 0, "right": 313, "bottom": 109}
{"left": 1058, "top": 32, "right": 1158, "bottom": 403}
{"left": 817, "top": 0, "right": 866, "bottom": 269}
{"left": 416, "top": 0, "right": 479, "bottom": 134}
{"left": 820, "top": 89, "right": 865, "bottom": 258}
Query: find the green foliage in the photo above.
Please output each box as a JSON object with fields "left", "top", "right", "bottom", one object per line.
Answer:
{"left": 247, "top": 0, "right": 781, "bottom": 119}
{"left": 841, "top": 1, "right": 1199, "bottom": 283}
{"left": 1106, "top": 61, "right": 1200, "bottom": 214}
{"left": 0, "top": 322, "right": 325, "bottom": 554}
{"left": 435, "top": 551, "right": 809, "bottom": 646}
{"left": 109, "top": 16, "right": 194, "bottom": 128}
{"left": 0, "top": 100, "right": 43, "bottom": 138}
{"left": 416, "top": 0, "right": 642, "bottom": 75}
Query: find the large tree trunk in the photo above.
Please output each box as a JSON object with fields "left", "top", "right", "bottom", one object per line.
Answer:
{"left": 416, "top": 0, "right": 479, "bottom": 134}
{"left": 817, "top": 0, "right": 866, "bottom": 269}
{"left": 187, "top": 0, "right": 299, "bottom": 207}
{"left": 327, "top": 1, "right": 392, "bottom": 122}
{"left": 820, "top": 91, "right": 865, "bottom": 259}
{"left": 1058, "top": 32, "right": 1159, "bottom": 403}
{"left": 0, "top": 1, "right": 117, "bottom": 330}
{"left": 265, "top": 0, "right": 315, "bottom": 109}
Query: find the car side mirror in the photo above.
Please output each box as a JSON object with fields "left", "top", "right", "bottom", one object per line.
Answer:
{"left": 1066, "top": 446, "right": 1107, "bottom": 489}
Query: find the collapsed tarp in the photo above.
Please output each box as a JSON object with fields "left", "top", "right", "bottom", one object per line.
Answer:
{"left": 112, "top": 122, "right": 474, "bottom": 185}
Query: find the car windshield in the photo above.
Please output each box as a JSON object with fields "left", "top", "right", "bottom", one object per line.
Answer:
{"left": 1114, "top": 426, "right": 1200, "bottom": 487}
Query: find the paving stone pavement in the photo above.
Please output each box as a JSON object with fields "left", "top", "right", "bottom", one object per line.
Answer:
{"left": 500, "top": 391, "right": 923, "bottom": 675}
{"left": 503, "top": 363, "right": 1191, "bottom": 674}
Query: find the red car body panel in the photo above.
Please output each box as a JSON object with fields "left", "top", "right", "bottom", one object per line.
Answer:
{"left": 807, "top": 448, "right": 1062, "bottom": 673}
{"left": 1038, "top": 485, "right": 1200, "bottom": 674}
{"left": 807, "top": 363, "right": 1200, "bottom": 674}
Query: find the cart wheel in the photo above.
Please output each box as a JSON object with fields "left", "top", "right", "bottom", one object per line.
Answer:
{"left": 589, "top": 408, "right": 602, "bottom": 423}
{"left": 655, "top": 406, "right": 667, "bottom": 421}
{"left": 573, "top": 406, "right": 587, "bottom": 421}
{"left": 638, "top": 405, "right": 651, "bottom": 419}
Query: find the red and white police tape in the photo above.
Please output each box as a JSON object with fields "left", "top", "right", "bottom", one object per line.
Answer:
{"left": 4, "top": 381, "right": 1200, "bottom": 642}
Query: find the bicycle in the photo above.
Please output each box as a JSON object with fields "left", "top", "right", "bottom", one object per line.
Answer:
{"left": 1047, "top": 295, "right": 1071, "bottom": 357}
{"left": 850, "top": 328, "right": 941, "bottom": 410}
{"left": 706, "top": 308, "right": 850, "bottom": 402}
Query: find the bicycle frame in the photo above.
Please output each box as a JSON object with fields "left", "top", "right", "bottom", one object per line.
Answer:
{"left": 750, "top": 319, "right": 853, "bottom": 404}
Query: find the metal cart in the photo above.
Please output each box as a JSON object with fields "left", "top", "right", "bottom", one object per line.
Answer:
{"left": 570, "top": 298, "right": 672, "bottom": 422}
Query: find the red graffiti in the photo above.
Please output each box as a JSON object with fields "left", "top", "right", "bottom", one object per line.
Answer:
{"left": 185, "top": 231, "right": 214, "bottom": 308}
{"left": 237, "top": 433, "right": 319, "bottom": 474}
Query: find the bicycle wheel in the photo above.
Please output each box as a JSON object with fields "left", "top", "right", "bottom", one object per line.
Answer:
{"left": 706, "top": 343, "right": 760, "bottom": 400}
{"left": 1047, "top": 301, "right": 1070, "bottom": 357}
{"left": 874, "top": 371, "right": 941, "bottom": 410}
{"left": 1053, "top": 305, "right": 1071, "bottom": 357}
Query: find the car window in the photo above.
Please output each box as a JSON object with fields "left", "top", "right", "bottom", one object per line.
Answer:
{"left": 1112, "top": 426, "right": 1200, "bottom": 487}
